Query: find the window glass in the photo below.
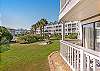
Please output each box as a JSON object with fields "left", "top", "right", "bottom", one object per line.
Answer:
{"left": 95, "top": 22, "right": 100, "bottom": 52}
{"left": 83, "top": 23, "right": 94, "bottom": 50}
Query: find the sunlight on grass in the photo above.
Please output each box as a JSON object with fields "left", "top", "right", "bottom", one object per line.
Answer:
{"left": 0, "top": 40, "right": 60, "bottom": 71}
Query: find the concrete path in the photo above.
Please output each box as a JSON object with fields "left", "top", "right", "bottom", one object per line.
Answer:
{"left": 48, "top": 51, "right": 72, "bottom": 71}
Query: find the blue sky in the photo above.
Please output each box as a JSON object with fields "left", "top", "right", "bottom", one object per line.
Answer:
{"left": 1, "top": 0, "right": 60, "bottom": 29}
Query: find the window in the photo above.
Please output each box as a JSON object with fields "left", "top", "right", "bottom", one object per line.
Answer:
{"left": 59, "top": 29, "right": 61, "bottom": 31}
{"left": 72, "top": 23, "right": 76, "bottom": 27}
{"left": 59, "top": 25, "right": 61, "bottom": 27}
{"left": 82, "top": 23, "right": 94, "bottom": 50}
{"left": 68, "top": 24, "right": 71, "bottom": 27}
{"left": 82, "top": 21, "right": 100, "bottom": 52}
{"left": 95, "top": 22, "right": 100, "bottom": 51}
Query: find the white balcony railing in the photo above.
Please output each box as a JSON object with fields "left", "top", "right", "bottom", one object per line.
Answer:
{"left": 60, "top": 40, "right": 100, "bottom": 71}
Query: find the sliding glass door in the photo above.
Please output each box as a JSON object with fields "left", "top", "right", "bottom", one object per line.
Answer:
{"left": 95, "top": 22, "right": 100, "bottom": 51}
{"left": 82, "top": 21, "right": 100, "bottom": 52}
{"left": 82, "top": 23, "right": 94, "bottom": 50}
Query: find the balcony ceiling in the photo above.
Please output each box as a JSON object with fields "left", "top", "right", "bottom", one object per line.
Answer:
{"left": 60, "top": 0, "right": 100, "bottom": 22}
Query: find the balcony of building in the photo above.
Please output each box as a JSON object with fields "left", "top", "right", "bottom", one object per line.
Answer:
{"left": 60, "top": 20, "right": 100, "bottom": 71}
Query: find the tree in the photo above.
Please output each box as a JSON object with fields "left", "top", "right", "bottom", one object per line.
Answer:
{"left": 0, "top": 26, "right": 13, "bottom": 45}
{"left": 39, "top": 19, "right": 48, "bottom": 39}
{"left": 37, "top": 21, "right": 43, "bottom": 38}
{"left": 31, "top": 18, "right": 48, "bottom": 40}
{"left": 31, "top": 24, "right": 37, "bottom": 35}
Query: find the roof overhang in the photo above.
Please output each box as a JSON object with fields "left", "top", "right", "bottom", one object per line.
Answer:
{"left": 59, "top": 0, "right": 100, "bottom": 23}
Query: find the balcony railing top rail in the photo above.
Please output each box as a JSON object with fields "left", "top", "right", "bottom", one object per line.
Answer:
{"left": 61, "top": 40, "right": 100, "bottom": 58}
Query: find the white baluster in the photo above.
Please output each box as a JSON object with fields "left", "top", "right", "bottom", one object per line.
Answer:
{"left": 80, "top": 49, "right": 84, "bottom": 71}
{"left": 74, "top": 50, "right": 77, "bottom": 69}
{"left": 67, "top": 46, "right": 69, "bottom": 61}
{"left": 87, "top": 55, "right": 90, "bottom": 71}
{"left": 77, "top": 51, "right": 79, "bottom": 71}
{"left": 93, "top": 58, "right": 96, "bottom": 71}
{"left": 69, "top": 46, "right": 70, "bottom": 64}
{"left": 72, "top": 48, "right": 73, "bottom": 68}
{"left": 68, "top": 46, "right": 69, "bottom": 63}
{"left": 70, "top": 47, "right": 72, "bottom": 65}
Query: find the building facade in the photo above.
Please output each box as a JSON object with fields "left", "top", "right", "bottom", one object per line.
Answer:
{"left": 36, "top": 23, "right": 80, "bottom": 37}
{"left": 8, "top": 28, "right": 29, "bottom": 36}
{"left": 60, "top": 0, "right": 100, "bottom": 51}
{"left": 8, "top": 28, "right": 30, "bottom": 41}
{"left": 59, "top": 0, "right": 100, "bottom": 71}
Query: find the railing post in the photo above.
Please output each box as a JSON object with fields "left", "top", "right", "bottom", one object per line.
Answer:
{"left": 80, "top": 49, "right": 84, "bottom": 71}
{"left": 61, "top": 24, "right": 65, "bottom": 41}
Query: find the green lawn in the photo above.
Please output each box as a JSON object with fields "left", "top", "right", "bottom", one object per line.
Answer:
{"left": 0, "top": 40, "right": 60, "bottom": 71}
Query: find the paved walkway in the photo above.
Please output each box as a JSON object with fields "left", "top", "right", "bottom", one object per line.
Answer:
{"left": 48, "top": 51, "right": 72, "bottom": 71}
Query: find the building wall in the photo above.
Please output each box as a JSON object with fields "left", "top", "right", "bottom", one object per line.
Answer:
{"left": 36, "top": 23, "right": 80, "bottom": 38}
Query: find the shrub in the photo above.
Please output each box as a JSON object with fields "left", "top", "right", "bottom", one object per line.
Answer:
{"left": 0, "top": 26, "right": 13, "bottom": 53}
{"left": 50, "top": 33, "right": 61, "bottom": 40}
{"left": 0, "top": 44, "right": 10, "bottom": 53}
{"left": 0, "top": 26, "right": 13, "bottom": 44}
{"left": 65, "top": 33, "right": 78, "bottom": 39}
{"left": 16, "top": 35, "right": 42, "bottom": 44}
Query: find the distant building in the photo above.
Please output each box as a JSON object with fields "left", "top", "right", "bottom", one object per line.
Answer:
{"left": 36, "top": 22, "right": 80, "bottom": 37}
{"left": 15, "top": 29, "right": 27, "bottom": 35}
{"left": 8, "top": 29, "right": 16, "bottom": 36}
{"left": 8, "top": 28, "right": 30, "bottom": 41}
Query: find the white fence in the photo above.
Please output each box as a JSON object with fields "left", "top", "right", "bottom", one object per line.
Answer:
{"left": 60, "top": 40, "right": 100, "bottom": 71}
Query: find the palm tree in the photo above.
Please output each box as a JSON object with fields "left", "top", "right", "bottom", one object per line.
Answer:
{"left": 31, "top": 24, "right": 37, "bottom": 35}
{"left": 31, "top": 19, "right": 48, "bottom": 40}
{"left": 40, "top": 19, "right": 48, "bottom": 39}
{"left": 37, "top": 21, "right": 43, "bottom": 38}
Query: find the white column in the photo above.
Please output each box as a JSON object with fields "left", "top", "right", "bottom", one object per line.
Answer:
{"left": 62, "top": 24, "right": 65, "bottom": 40}
{"left": 79, "top": 22, "right": 82, "bottom": 40}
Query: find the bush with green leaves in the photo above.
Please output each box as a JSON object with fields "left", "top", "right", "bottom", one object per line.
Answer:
{"left": 0, "top": 44, "right": 10, "bottom": 53}
{"left": 0, "top": 26, "right": 13, "bottom": 44}
{"left": 50, "top": 33, "right": 61, "bottom": 40}
{"left": 65, "top": 33, "right": 78, "bottom": 39}
{"left": 0, "top": 26, "right": 13, "bottom": 53}
{"left": 17, "top": 35, "right": 43, "bottom": 44}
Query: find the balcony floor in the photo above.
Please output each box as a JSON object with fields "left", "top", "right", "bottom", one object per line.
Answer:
{"left": 48, "top": 51, "right": 72, "bottom": 71}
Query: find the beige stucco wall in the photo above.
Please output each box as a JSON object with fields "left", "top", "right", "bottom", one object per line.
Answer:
{"left": 61, "top": 0, "right": 100, "bottom": 23}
